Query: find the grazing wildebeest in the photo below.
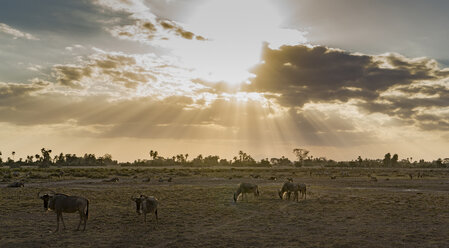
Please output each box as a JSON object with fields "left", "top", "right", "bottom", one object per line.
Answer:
{"left": 233, "top": 182, "right": 260, "bottom": 202}
{"left": 7, "top": 182, "right": 24, "bottom": 188}
{"left": 38, "top": 191, "right": 89, "bottom": 232}
{"left": 278, "top": 181, "right": 306, "bottom": 202}
{"left": 132, "top": 195, "right": 159, "bottom": 225}
{"left": 103, "top": 177, "right": 119, "bottom": 182}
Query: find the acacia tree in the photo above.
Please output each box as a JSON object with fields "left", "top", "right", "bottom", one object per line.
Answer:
{"left": 293, "top": 148, "right": 309, "bottom": 166}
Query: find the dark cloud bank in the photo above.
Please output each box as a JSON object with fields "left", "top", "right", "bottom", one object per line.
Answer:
{"left": 247, "top": 44, "right": 449, "bottom": 132}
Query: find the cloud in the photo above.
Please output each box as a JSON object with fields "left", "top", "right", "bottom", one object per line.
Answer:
{"left": 95, "top": 0, "right": 205, "bottom": 43}
{"left": 247, "top": 44, "right": 449, "bottom": 131}
{"left": 360, "top": 82, "right": 449, "bottom": 131}
{"left": 48, "top": 50, "right": 194, "bottom": 94}
{"left": 52, "top": 64, "right": 92, "bottom": 89}
{"left": 0, "top": 23, "right": 38, "bottom": 40}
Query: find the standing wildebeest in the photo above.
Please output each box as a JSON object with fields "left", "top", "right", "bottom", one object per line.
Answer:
{"left": 278, "top": 181, "right": 306, "bottom": 202}
{"left": 233, "top": 182, "right": 260, "bottom": 202}
{"left": 132, "top": 195, "right": 159, "bottom": 225}
{"left": 38, "top": 191, "right": 89, "bottom": 232}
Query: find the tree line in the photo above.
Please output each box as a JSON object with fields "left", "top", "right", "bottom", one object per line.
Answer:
{"left": 0, "top": 148, "right": 117, "bottom": 168}
{"left": 1, "top": 148, "right": 448, "bottom": 168}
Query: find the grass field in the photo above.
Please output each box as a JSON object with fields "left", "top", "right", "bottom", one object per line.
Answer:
{"left": 1, "top": 167, "right": 449, "bottom": 247}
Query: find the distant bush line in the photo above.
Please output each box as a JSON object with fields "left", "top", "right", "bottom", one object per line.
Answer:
{"left": 0, "top": 148, "right": 448, "bottom": 169}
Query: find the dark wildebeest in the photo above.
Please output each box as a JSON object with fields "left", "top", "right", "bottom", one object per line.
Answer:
{"left": 233, "top": 182, "right": 260, "bottom": 202}
{"left": 7, "top": 182, "right": 24, "bottom": 188}
{"left": 278, "top": 181, "right": 306, "bottom": 202}
{"left": 38, "top": 191, "right": 89, "bottom": 232}
{"left": 132, "top": 195, "right": 159, "bottom": 225}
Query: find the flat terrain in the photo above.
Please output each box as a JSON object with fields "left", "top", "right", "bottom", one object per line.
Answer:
{"left": 1, "top": 167, "right": 449, "bottom": 247}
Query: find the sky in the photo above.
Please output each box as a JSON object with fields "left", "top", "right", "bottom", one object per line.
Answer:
{"left": 0, "top": 0, "right": 448, "bottom": 162}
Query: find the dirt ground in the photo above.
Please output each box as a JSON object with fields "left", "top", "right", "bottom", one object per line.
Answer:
{"left": 1, "top": 167, "right": 449, "bottom": 248}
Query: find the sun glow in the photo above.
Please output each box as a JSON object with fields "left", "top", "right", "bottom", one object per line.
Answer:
{"left": 162, "top": 0, "right": 306, "bottom": 85}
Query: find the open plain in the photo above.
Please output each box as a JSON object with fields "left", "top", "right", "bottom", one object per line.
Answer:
{"left": 1, "top": 167, "right": 449, "bottom": 248}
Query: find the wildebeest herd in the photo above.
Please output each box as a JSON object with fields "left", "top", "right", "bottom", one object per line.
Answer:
{"left": 23, "top": 180, "right": 307, "bottom": 232}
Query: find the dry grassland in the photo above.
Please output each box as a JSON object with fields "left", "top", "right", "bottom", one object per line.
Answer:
{"left": 1, "top": 167, "right": 449, "bottom": 247}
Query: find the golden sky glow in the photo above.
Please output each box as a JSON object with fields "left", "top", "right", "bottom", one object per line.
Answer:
{"left": 0, "top": 0, "right": 448, "bottom": 162}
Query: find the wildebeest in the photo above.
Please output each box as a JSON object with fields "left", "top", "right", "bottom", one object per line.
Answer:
{"left": 278, "top": 181, "right": 306, "bottom": 202}
{"left": 233, "top": 182, "right": 260, "bottom": 202}
{"left": 7, "top": 182, "right": 24, "bottom": 188}
{"left": 132, "top": 195, "right": 159, "bottom": 225}
{"left": 38, "top": 191, "right": 89, "bottom": 232}
{"left": 103, "top": 177, "right": 119, "bottom": 182}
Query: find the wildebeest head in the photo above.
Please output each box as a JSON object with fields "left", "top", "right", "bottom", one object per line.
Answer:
{"left": 132, "top": 195, "right": 146, "bottom": 214}
{"left": 39, "top": 194, "right": 52, "bottom": 210}
{"left": 38, "top": 191, "right": 55, "bottom": 210}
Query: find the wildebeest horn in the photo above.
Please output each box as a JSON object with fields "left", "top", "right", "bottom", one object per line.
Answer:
{"left": 37, "top": 190, "right": 56, "bottom": 198}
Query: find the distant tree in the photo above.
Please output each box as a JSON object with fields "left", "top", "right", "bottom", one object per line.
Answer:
{"left": 357, "top": 156, "right": 363, "bottom": 166}
{"left": 443, "top": 158, "right": 449, "bottom": 166}
{"left": 26, "top": 155, "right": 34, "bottom": 164}
{"left": 391, "top": 154, "right": 399, "bottom": 166}
{"left": 270, "top": 156, "right": 292, "bottom": 167}
{"left": 40, "top": 148, "right": 52, "bottom": 167}
{"left": 383, "top": 153, "right": 391, "bottom": 166}
{"left": 259, "top": 158, "right": 270, "bottom": 167}
{"left": 219, "top": 159, "right": 230, "bottom": 166}
{"left": 102, "top": 154, "right": 114, "bottom": 165}
{"left": 192, "top": 154, "right": 204, "bottom": 166}
{"left": 238, "top": 150, "right": 244, "bottom": 162}
{"left": 149, "top": 150, "right": 158, "bottom": 160}
{"left": 204, "top": 155, "right": 220, "bottom": 166}
{"left": 233, "top": 151, "right": 255, "bottom": 166}
{"left": 56, "top": 153, "right": 65, "bottom": 165}
{"left": 293, "top": 148, "right": 309, "bottom": 166}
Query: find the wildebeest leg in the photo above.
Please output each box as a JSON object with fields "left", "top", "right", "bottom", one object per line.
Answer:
{"left": 60, "top": 213, "right": 66, "bottom": 230}
{"left": 83, "top": 214, "right": 87, "bottom": 231}
{"left": 287, "top": 192, "right": 291, "bottom": 200}
{"left": 55, "top": 213, "right": 60, "bottom": 232}
{"left": 294, "top": 191, "right": 298, "bottom": 202}
{"left": 76, "top": 210, "right": 82, "bottom": 231}
{"left": 155, "top": 209, "right": 158, "bottom": 224}
{"left": 144, "top": 213, "right": 147, "bottom": 223}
